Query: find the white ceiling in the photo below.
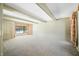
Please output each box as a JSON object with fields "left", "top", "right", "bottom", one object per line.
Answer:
{"left": 5, "top": 3, "right": 53, "bottom": 22}
{"left": 4, "top": 3, "right": 78, "bottom": 23}
{"left": 46, "top": 3, "right": 77, "bottom": 19}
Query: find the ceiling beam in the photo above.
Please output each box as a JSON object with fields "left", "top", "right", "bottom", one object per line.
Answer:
{"left": 36, "top": 3, "right": 56, "bottom": 20}
{"left": 4, "top": 15, "right": 39, "bottom": 24}
{"left": 56, "top": 17, "right": 69, "bottom": 20}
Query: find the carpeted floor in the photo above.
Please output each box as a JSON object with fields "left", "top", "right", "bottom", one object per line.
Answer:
{"left": 4, "top": 35, "right": 79, "bottom": 56}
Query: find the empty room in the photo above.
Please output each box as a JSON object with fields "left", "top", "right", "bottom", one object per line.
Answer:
{"left": 0, "top": 3, "right": 79, "bottom": 56}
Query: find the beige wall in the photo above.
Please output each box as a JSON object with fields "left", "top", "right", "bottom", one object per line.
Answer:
{"left": 0, "top": 16, "right": 1, "bottom": 55}
{"left": 2, "top": 19, "right": 32, "bottom": 41}
{"left": 65, "top": 18, "right": 71, "bottom": 41}
{"left": 0, "top": 4, "right": 3, "bottom": 56}
{"left": 2, "top": 19, "right": 15, "bottom": 41}
{"left": 33, "top": 17, "right": 70, "bottom": 42}
{"left": 0, "top": 7, "right": 1, "bottom": 56}
{"left": 27, "top": 24, "right": 32, "bottom": 35}
{"left": 0, "top": 17, "right": 1, "bottom": 55}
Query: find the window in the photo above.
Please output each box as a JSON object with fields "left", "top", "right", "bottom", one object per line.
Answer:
{"left": 15, "top": 22, "right": 32, "bottom": 36}
{"left": 16, "top": 26, "right": 27, "bottom": 34}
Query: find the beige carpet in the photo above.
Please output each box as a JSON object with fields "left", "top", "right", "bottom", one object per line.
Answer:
{"left": 4, "top": 35, "right": 79, "bottom": 56}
